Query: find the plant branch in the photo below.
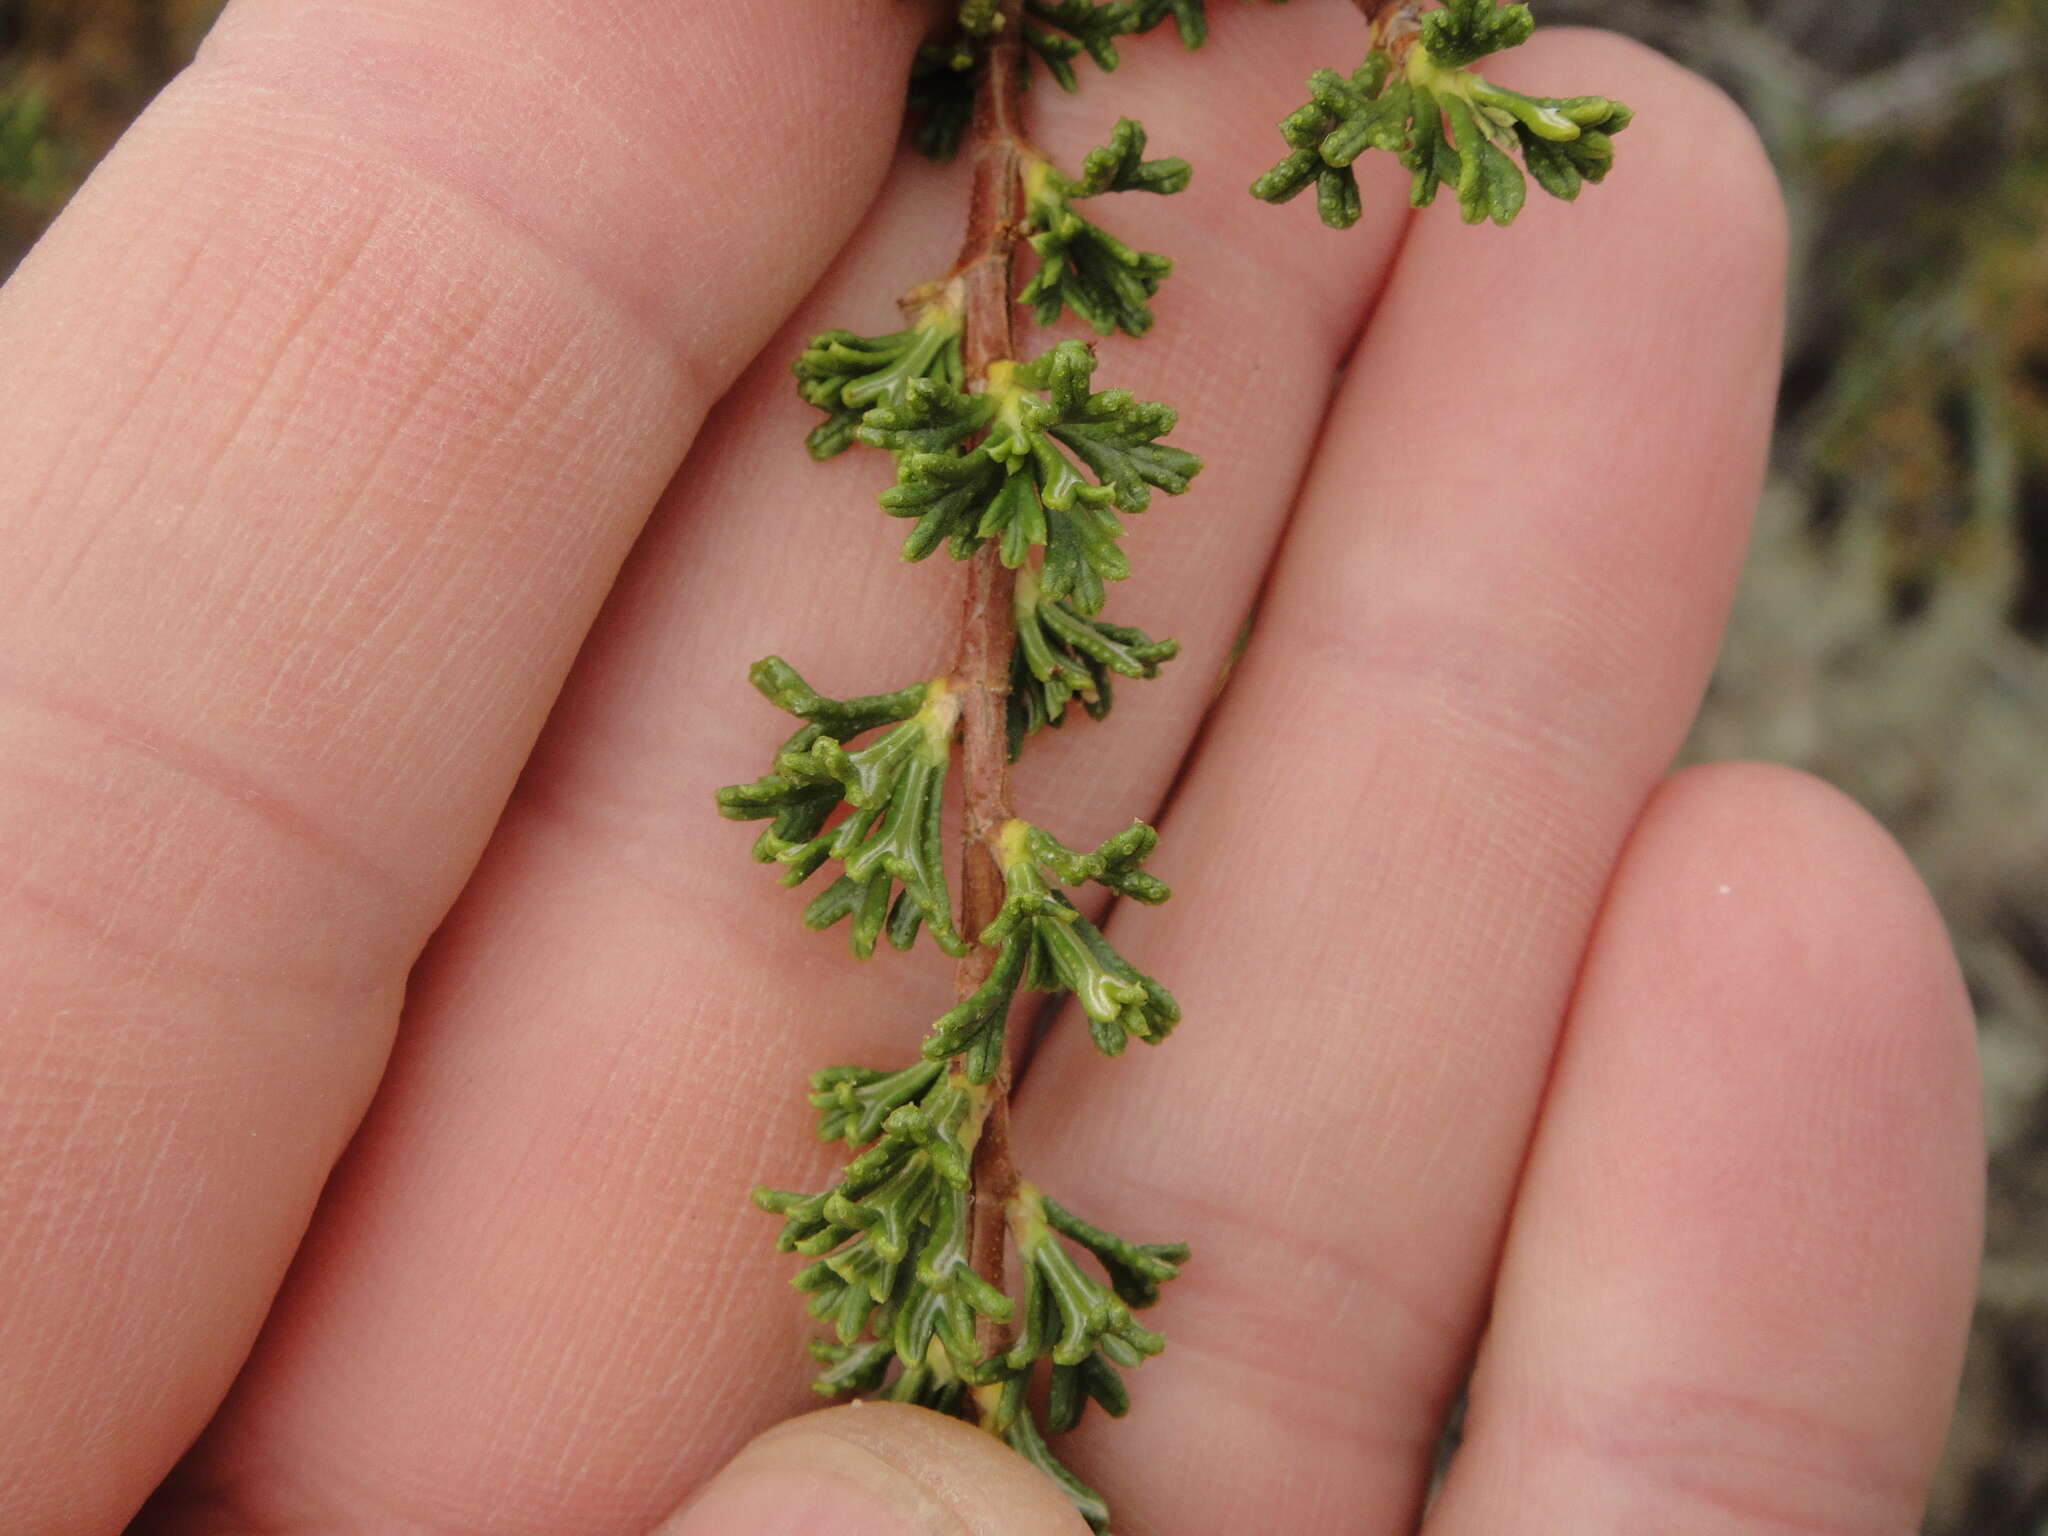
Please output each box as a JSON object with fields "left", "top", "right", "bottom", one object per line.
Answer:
{"left": 946, "top": 0, "right": 1029, "bottom": 1367}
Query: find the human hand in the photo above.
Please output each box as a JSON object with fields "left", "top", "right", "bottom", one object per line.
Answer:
{"left": 0, "top": 2, "right": 1979, "bottom": 1532}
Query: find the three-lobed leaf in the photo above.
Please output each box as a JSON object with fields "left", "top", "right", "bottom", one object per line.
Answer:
{"left": 1021, "top": 119, "right": 1190, "bottom": 337}
{"left": 1253, "top": 1, "right": 1631, "bottom": 229}
{"left": 858, "top": 342, "right": 1199, "bottom": 613}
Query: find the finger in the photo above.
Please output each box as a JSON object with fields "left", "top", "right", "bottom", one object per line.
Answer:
{"left": 1010, "top": 31, "right": 1788, "bottom": 1534}
{"left": 0, "top": 1, "right": 921, "bottom": 1525}
{"left": 143, "top": 6, "right": 1421, "bottom": 1528}
{"left": 656, "top": 1405, "right": 1087, "bottom": 1536}
{"left": 1424, "top": 764, "right": 1981, "bottom": 1534}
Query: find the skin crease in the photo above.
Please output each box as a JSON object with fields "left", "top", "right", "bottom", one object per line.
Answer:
{"left": 0, "top": 2, "right": 1979, "bottom": 1533}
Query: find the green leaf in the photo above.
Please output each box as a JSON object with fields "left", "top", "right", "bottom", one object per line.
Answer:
{"left": 880, "top": 1362, "right": 969, "bottom": 1414}
{"left": 809, "top": 1060, "right": 947, "bottom": 1145}
{"left": 1067, "top": 117, "right": 1192, "bottom": 198}
{"left": 1021, "top": 207, "right": 1174, "bottom": 339}
{"left": 914, "top": 1180, "right": 1014, "bottom": 1325}
{"left": 1032, "top": 349, "right": 1200, "bottom": 512}
{"left": 1009, "top": 576, "right": 1178, "bottom": 754}
{"left": 1252, "top": 2, "right": 1631, "bottom": 230}
{"left": 878, "top": 1078, "right": 980, "bottom": 1190}
{"left": 978, "top": 819, "right": 1180, "bottom": 1056}
{"left": 1041, "top": 1196, "right": 1190, "bottom": 1310}
{"left": 715, "top": 664, "right": 965, "bottom": 958}
{"left": 760, "top": 1067, "right": 1009, "bottom": 1383}
{"left": 1015, "top": 1224, "right": 1164, "bottom": 1368}
{"left": 1423, "top": 0, "right": 1535, "bottom": 69}
{"left": 907, "top": 40, "right": 980, "bottom": 162}
{"left": 1476, "top": 80, "right": 1633, "bottom": 200}
{"left": 1037, "top": 901, "right": 1181, "bottom": 1052}
{"left": 889, "top": 461, "right": 1012, "bottom": 564}
{"left": 862, "top": 345, "right": 1199, "bottom": 612}
{"left": 957, "top": 0, "right": 1003, "bottom": 35}
{"left": 1118, "top": 0, "right": 1296, "bottom": 49}
{"left": 1026, "top": 0, "right": 1281, "bottom": 77}
{"left": 1024, "top": 0, "right": 1130, "bottom": 88}
{"left": 998, "top": 1187, "right": 1181, "bottom": 1469}
{"left": 1047, "top": 1348, "right": 1131, "bottom": 1431}
{"left": 920, "top": 932, "right": 1029, "bottom": 1082}
{"left": 1022, "top": 821, "right": 1170, "bottom": 904}
{"left": 1018, "top": 120, "right": 1188, "bottom": 337}
{"left": 825, "top": 1155, "right": 939, "bottom": 1264}
{"left": 806, "top": 1336, "right": 895, "bottom": 1397}
{"left": 858, "top": 374, "right": 998, "bottom": 459}
{"left": 739, "top": 656, "right": 932, "bottom": 738}
{"left": 1248, "top": 58, "right": 1393, "bottom": 212}
{"left": 993, "top": 1375, "right": 1115, "bottom": 1532}
{"left": 1125, "top": 0, "right": 1208, "bottom": 48}
{"left": 793, "top": 305, "right": 964, "bottom": 460}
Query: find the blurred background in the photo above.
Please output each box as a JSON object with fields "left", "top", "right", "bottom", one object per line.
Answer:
{"left": 3, "top": 0, "right": 2043, "bottom": 1528}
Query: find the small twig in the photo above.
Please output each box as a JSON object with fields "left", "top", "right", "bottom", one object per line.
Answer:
{"left": 946, "top": 0, "right": 1029, "bottom": 1368}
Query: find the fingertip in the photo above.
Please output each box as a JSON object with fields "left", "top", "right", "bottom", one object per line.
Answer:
{"left": 1426, "top": 762, "right": 1982, "bottom": 1534}
{"left": 1679, "top": 761, "right": 1984, "bottom": 1235}
{"left": 1580, "top": 758, "right": 1981, "bottom": 1414}
{"left": 658, "top": 1404, "right": 1090, "bottom": 1536}
{"left": 1591, "top": 760, "right": 1982, "bottom": 1262}
{"left": 1632, "top": 759, "right": 1977, "bottom": 1090}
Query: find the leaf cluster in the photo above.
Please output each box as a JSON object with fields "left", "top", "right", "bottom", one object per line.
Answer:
{"left": 907, "top": 40, "right": 979, "bottom": 162}
{"left": 1021, "top": 1, "right": 1136, "bottom": 91}
{"left": 1422, "top": 0, "right": 1536, "bottom": 67}
{"left": 1018, "top": 0, "right": 1257, "bottom": 85}
{"left": 990, "top": 1373, "right": 1115, "bottom": 1530}
{"left": 756, "top": 1068, "right": 1010, "bottom": 1402}
{"left": 924, "top": 820, "right": 1176, "bottom": 1076}
{"left": 766, "top": 1072, "right": 1189, "bottom": 1536}
{"left": 757, "top": 1080, "right": 1187, "bottom": 1495}
{"left": 922, "top": 0, "right": 1207, "bottom": 158}
{"left": 794, "top": 305, "right": 964, "bottom": 460}
{"left": 1010, "top": 579, "right": 1178, "bottom": 755}
{"left": 979, "top": 1188, "right": 1189, "bottom": 1532}
{"left": 1006, "top": 1224, "right": 1164, "bottom": 1375}
{"left": 1021, "top": 118, "right": 1190, "bottom": 337}
{"left": 1252, "top": 0, "right": 1631, "bottom": 228}
{"left": 860, "top": 340, "right": 1199, "bottom": 613}
{"left": 714, "top": 660, "right": 965, "bottom": 958}
{"left": 922, "top": 0, "right": 1194, "bottom": 159}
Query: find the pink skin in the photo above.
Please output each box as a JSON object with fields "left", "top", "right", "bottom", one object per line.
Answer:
{"left": 0, "top": 1, "right": 1976, "bottom": 1532}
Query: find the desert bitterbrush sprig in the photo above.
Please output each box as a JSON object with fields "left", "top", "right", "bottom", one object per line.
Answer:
{"left": 717, "top": 1, "right": 1629, "bottom": 1526}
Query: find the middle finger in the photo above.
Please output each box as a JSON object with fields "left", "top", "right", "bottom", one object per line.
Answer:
{"left": 1012, "top": 32, "right": 1787, "bottom": 1534}
{"left": 152, "top": 7, "right": 1415, "bottom": 1530}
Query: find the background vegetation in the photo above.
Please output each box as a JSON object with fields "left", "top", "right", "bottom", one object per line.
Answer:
{"left": 1543, "top": 4, "right": 2048, "bottom": 1526}
{"left": 3, "top": 0, "right": 2042, "bottom": 1528}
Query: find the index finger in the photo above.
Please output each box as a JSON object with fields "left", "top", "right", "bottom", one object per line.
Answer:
{"left": 0, "top": 1, "right": 920, "bottom": 1524}
{"left": 1011, "top": 31, "right": 1788, "bottom": 1532}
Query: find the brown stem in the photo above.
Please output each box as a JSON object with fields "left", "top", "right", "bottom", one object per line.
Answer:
{"left": 946, "top": 0, "right": 1395, "bottom": 1394}
{"left": 947, "top": 0, "right": 1029, "bottom": 1367}
{"left": 1357, "top": 0, "right": 1422, "bottom": 46}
